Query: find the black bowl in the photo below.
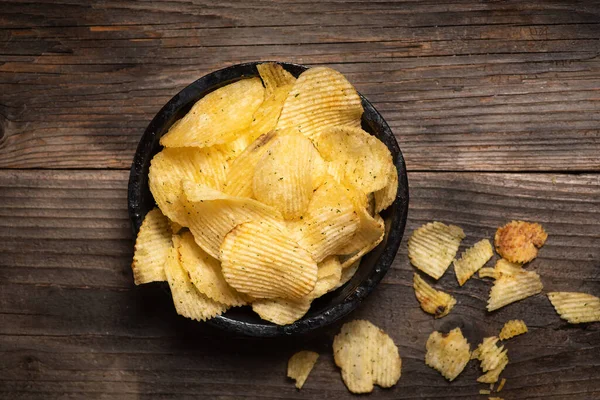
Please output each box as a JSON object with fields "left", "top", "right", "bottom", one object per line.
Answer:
{"left": 128, "top": 62, "right": 409, "bottom": 337}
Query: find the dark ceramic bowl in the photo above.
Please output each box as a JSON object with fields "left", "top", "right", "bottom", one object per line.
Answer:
{"left": 128, "top": 62, "right": 409, "bottom": 337}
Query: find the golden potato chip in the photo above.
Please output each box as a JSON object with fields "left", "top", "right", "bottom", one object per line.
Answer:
{"left": 479, "top": 267, "right": 497, "bottom": 279}
{"left": 425, "top": 328, "right": 471, "bottom": 381}
{"left": 183, "top": 181, "right": 283, "bottom": 259}
{"left": 477, "top": 352, "right": 508, "bottom": 384}
{"left": 499, "top": 319, "right": 528, "bottom": 340}
{"left": 374, "top": 163, "right": 398, "bottom": 213}
{"left": 252, "top": 297, "right": 311, "bottom": 325}
{"left": 160, "top": 78, "right": 265, "bottom": 148}
{"left": 408, "top": 222, "right": 466, "bottom": 280}
{"left": 131, "top": 208, "right": 170, "bottom": 284}
{"left": 149, "top": 147, "right": 229, "bottom": 225}
{"left": 495, "top": 258, "right": 523, "bottom": 277}
{"left": 220, "top": 221, "right": 318, "bottom": 299}
{"left": 547, "top": 292, "right": 600, "bottom": 324}
{"left": 494, "top": 220, "right": 548, "bottom": 264}
{"left": 277, "top": 67, "right": 363, "bottom": 140}
{"left": 497, "top": 377, "right": 507, "bottom": 392}
{"left": 489, "top": 398, "right": 504, "bottom": 400}
{"left": 311, "top": 256, "right": 343, "bottom": 298}
{"left": 413, "top": 273, "right": 457, "bottom": 319}
{"left": 177, "top": 231, "right": 247, "bottom": 307}
{"left": 253, "top": 134, "right": 320, "bottom": 219}
{"left": 164, "top": 244, "right": 228, "bottom": 321}
{"left": 245, "top": 85, "right": 294, "bottom": 144}
{"left": 472, "top": 337, "right": 507, "bottom": 372}
{"left": 453, "top": 239, "right": 494, "bottom": 286}
{"left": 257, "top": 62, "right": 296, "bottom": 96}
{"left": 333, "top": 320, "right": 402, "bottom": 393}
{"left": 335, "top": 258, "right": 361, "bottom": 289}
{"left": 487, "top": 267, "right": 543, "bottom": 311}
{"left": 287, "top": 350, "right": 319, "bottom": 389}
{"left": 169, "top": 220, "right": 183, "bottom": 234}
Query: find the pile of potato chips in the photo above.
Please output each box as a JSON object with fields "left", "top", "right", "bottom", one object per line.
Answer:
{"left": 131, "top": 63, "right": 399, "bottom": 325}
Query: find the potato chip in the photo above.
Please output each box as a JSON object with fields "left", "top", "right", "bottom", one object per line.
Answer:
{"left": 477, "top": 352, "right": 508, "bottom": 384}
{"left": 487, "top": 267, "right": 543, "bottom": 311}
{"left": 408, "top": 222, "right": 466, "bottom": 280}
{"left": 177, "top": 231, "right": 247, "bottom": 307}
{"left": 183, "top": 181, "right": 283, "bottom": 259}
{"left": 252, "top": 297, "right": 311, "bottom": 325}
{"left": 453, "top": 239, "right": 494, "bottom": 286}
{"left": 164, "top": 244, "right": 228, "bottom": 321}
{"left": 425, "top": 328, "right": 471, "bottom": 381}
{"left": 480, "top": 390, "right": 491, "bottom": 395}
{"left": 413, "top": 273, "right": 457, "bottom": 319}
{"left": 479, "top": 267, "right": 497, "bottom": 279}
{"left": 499, "top": 319, "right": 528, "bottom": 340}
{"left": 131, "top": 208, "right": 170, "bottom": 285}
{"left": 287, "top": 350, "right": 319, "bottom": 389}
{"left": 245, "top": 85, "right": 294, "bottom": 144}
{"left": 497, "top": 377, "right": 507, "bottom": 392}
{"left": 374, "top": 163, "right": 398, "bottom": 214}
{"left": 335, "top": 258, "right": 361, "bottom": 289}
{"left": 472, "top": 337, "right": 507, "bottom": 372}
{"left": 257, "top": 62, "right": 296, "bottom": 96}
{"left": 149, "top": 147, "right": 229, "bottom": 225}
{"left": 494, "top": 258, "right": 523, "bottom": 277}
{"left": 277, "top": 67, "right": 363, "bottom": 140}
{"left": 311, "top": 256, "right": 343, "bottom": 298}
{"left": 169, "top": 220, "right": 183, "bottom": 234}
{"left": 253, "top": 134, "right": 320, "bottom": 219}
{"left": 220, "top": 221, "right": 317, "bottom": 299}
{"left": 160, "top": 78, "right": 265, "bottom": 148}
{"left": 547, "top": 292, "right": 600, "bottom": 323}
{"left": 333, "top": 320, "right": 401, "bottom": 393}
{"left": 489, "top": 397, "right": 504, "bottom": 400}
{"left": 494, "top": 220, "right": 548, "bottom": 264}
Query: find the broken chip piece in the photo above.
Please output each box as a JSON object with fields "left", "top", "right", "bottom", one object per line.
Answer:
{"left": 453, "top": 239, "right": 494, "bottom": 286}
{"left": 425, "top": 327, "right": 471, "bottom": 381}
{"left": 494, "top": 220, "right": 548, "bottom": 264}
{"left": 287, "top": 350, "right": 319, "bottom": 389}
{"left": 499, "top": 320, "right": 528, "bottom": 340}
{"left": 408, "top": 222, "right": 465, "bottom": 280}
{"left": 547, "top": 292, "right": 600, "bottom": 324}
{"left": 413, "top": 273, "right": 457, "bottom": 318}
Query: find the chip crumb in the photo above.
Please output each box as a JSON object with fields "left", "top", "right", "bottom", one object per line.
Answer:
{"left": 489, "top": 383, "right": 495, "bottom": 391}
{"left": 480, "top": 389, "right": 491, "bottom": 394}
{"left": 489, "top": 397, "right": 504, "bottom": 400}
{"left": 497, "top": 377, "right": 507, "bottom": 392}
{"left": 287, "top": 350, "right": 319, "bottom": 389}
{"left": 499, "top": 320, "right": 528, "bottom": 340}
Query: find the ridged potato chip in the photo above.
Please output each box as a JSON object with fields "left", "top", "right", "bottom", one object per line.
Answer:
{"left": 472, "top": 337, "right": 507, "bottom": 372}
{"left": 253, "top": 134, "right": 319, "bottom": 219}
{"left": 453, "top": 239, "right": 494, "bottom": 286}
{"left": 160, "top": 78, "right": 265, "bottom": 148}
{"left": 220, "top": 221, "right": 317, "bottom": 299}
{"left": 183, "top": 181, "right": 283, "bottom": 259}
{"left": 245, "top": 85, "right": 294, "bottom": 144}
{"left": 374, "top": 163, "right": 398, "bottom": 213}
{"left": 131, "top": 208, "right": 170, "bottom": 284}
{"left": 257, "top": 62, "right": 296, "bottom": 96}
{"left": 413, "top": 273, "right": 456, "bottom": 319}
{"left": 499, "top": 319, "right": 528, "bottom": 340}
{"left": 287, "top": 350, "right": 319, "bottom": 389}
{"left": 408, "top": 222, "right": 466, "bottom": 280}
{"left": 479, "top": 267, "right": 497, "bottom": 279}
{"left": 333, "top": 320, "right": 402, "bottom": 394}
{"left": 477, "top": 352, "right": 508, "bottom": 384}
{"left": 495, "top": 259, "right": 523, "bottom": 277}
{"left": 425, "top": 328, "right": 471, "bottom": 381}
{"left": 177, "top": 231, "right": 247, "bottom": 307}
{"left": 547, "top": 292, "right": 600, "bottom": 323}
{"left": 277, "top": 67, "right": 363, "bottom": 140}
{"left": 311, "top": 256, "right": 343, "bottom": 298}
{"left": 335, "top": 258, "right": 361, "bottom": 289}
{"left": 487, "top": 267, "right": 543, "bottom": 311}
{"left": 252, "top": 297, "right": 311, "bottom": 325}
{"left": 164, "top": 244, "right": 228, "bottom": 321}
{"left": 494, "top": 220, "right": 548, "bottom": 264}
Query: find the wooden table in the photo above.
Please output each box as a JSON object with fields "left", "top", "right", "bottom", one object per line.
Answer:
{"left": 1, "top": 1, "right": 599, "bottom": 399}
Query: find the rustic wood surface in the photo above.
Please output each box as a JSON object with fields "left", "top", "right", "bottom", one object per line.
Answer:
{"left": 1, "top": 1, "right": 599, "bottom": 399}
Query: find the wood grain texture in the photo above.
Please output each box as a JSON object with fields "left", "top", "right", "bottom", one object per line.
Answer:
{"left": 1, "top": 169, "right": 599, "bottom": 399}
{"left": 1, "top": 0, "right": 600, "bottom": 170}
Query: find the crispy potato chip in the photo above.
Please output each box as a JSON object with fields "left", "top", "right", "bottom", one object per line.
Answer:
{"left": 149, "top": 147, "right": 229, "bottom": 225}
{"left": 489, "top": 397, "right": 504, "bottom": 400}
{"left": 335, "top": 258, "right": 361, "bottom": 289}
{"left": 288, "top": 350, "right": 319, "bottom": 389}
{"left": 252, "top": 297, "right": 311, "bottom": 325}
{"left": 487, "top": 267, "right": 543, "bottom": 311}
{"left": 499, "top": 320, "right": 528, "bottom": 340}
{"left": 160, "top": 78, "right": 265, "bottom": 148}
{"left": 472, "top": 337, "right": 507, "bottom": 372}
{"left": 245, "top": 85, "right": 294, "bottom": 143}
{"left": 454, "top": 239, "right": 494, "bottom": 286}
{"left": 425, "top": 328, "right": 471, "bottom": 381}
{"left": 132, "top": 208, "right": 170, "bottom": 284}
{"left": 183, "top": 181, "right": 283, "bottom": 259}
{"left": 497, "top": 377, "right": 507, "bottom": 392}
{"left": 311, "top": 256, "right": 343, "bottom": 298}
{"left": 277, "top": 67, "right": 363, "bottom": 140}
{"left": 480, "top": 390, "right": 491, "bottom": 395}
{"left": 477, "top": 352, "right": 508, "bottom": 384}
{"left": 253, "top": 134, "right": 320, "bottom": 219}
{"left": 164, "top": 244, "right": 228, "bottom": 321}
{"left": 408, "top": 222, "right": 466, "bottom": 280}
{"left": 547, "top": 292, "right": 600, "bottom": 323}
{"left": 413, "top": 273, "right": 457, "bottom": 319}
{"left": 494, "top": 220, "right": 548, "bottom": 264}
{"left": 479, "top": 267, "right": 497, "bottom": 279}
{"left": 494, "top": 259, "right": 523, "bottom": 277}
{"left": 333, "top": 320, "right": 402, "bottom": 393}
{"left": 177, "top": 231, "right": 247, "bottom": 307}
{"left": 374, "top": 163, "right": 398, "bottom": 213}
{"left": 257, "top": 63, "right": 296, "bottom": 96}
{"left": 220, "top": 221, "right": 317, "bottom": 299}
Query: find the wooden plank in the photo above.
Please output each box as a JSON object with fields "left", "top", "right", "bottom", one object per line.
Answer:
{"left": 1, "top": 1, "right": 600, "bottom": 170}
{"left": 1, "top": 169, "right": 599, "bottom": 399}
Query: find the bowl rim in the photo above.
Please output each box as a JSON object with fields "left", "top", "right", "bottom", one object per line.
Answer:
{"left": 128, "top": 61, "right": 409, "bottom": 337}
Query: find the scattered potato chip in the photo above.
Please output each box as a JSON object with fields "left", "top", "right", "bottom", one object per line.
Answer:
{"left": 160, "top": 78, "right": 265, "bottom": 148}
{"left": 494, "top": 258, "right": 524, "bottom": 278}
{"left": 374, "top": 163, "right": 398, "bottom": 213}
{"left": 277, "top": 67, "right": 363, "bottom": 140}
{"left": 454, "top": 239, "right": 494, "bottom": 286}
{"left": 494, "top": 220, "right": 548, "bottom": 264}
{"left": 333, "top": 320, "right": 402, "bottom": 393}
{"left": 487, "top": 266, "right": 543, "bottom": 311}
{"left": 480, "top": 390, "right": 491, "bottom": 395}
{"left": 408, "top": 222, "right": 466, "bottom": 280}
{"left": 177, "top": 231, "right": 247, "bottom": 307}
{"left": 499, "top": 320, "right": 528, "bottom": 340}
{"left": 287, "top": 351, "right": 319, "bottom": 389}
{"left": 335, "top": 258, "right": 361, "bottom": 289}
{"left": 477, "top": 352, "right": 508, "bottom": 384}
{"left": 425, "top": 328, "right": 471, "bottom": 381}
{"left": 131, "top": 208, "right": 170, "bottom": 284}
{"left": 220, "top": 221, "right": 318, "bottom": 299}
{"left": 489, "top": 398, "right": 504, "bottom": 400}
{"left": 164, "top": 244, "right": 228, "bottom": 321}
{"left": 472, "top": 337, "right": 507, "bottom": 372}
{"left": 413, "top": 273, "right": 457, "bottom": 319}
{"left": 497, "top": 377, "right": 507, "bottom": 392}
{"left": 479, "top": 267, "right": 497, "bottom": 279}
{"left": 252, "top": 297, "right": 311, "bottom": 325}
{"left": 258, "top": 62, "right": 296, "bottom": 96}
{"left": 547, "top": 292, "right": 600, "bottom": 324}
